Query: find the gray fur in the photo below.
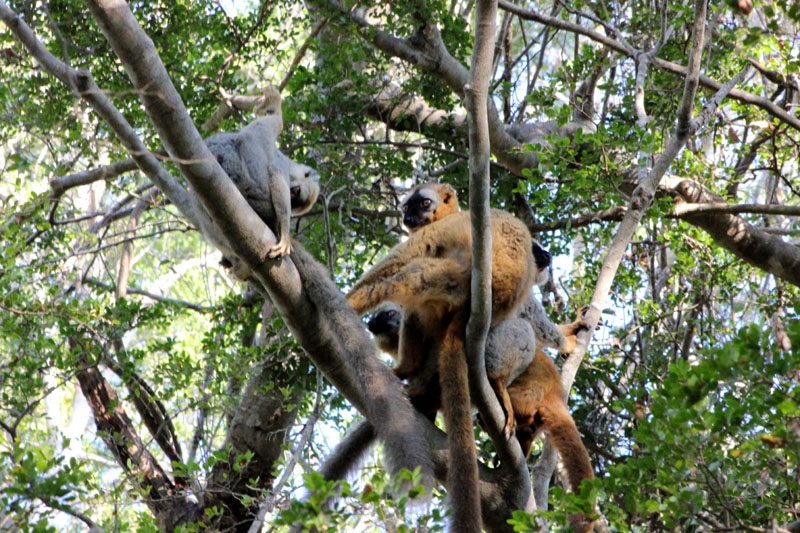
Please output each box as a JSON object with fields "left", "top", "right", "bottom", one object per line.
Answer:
{"left": 202, "top": 95, "right": 320, "bottom": 261}
{"left": 485, "top": 318, "right": 536, "bottom": 386}
{"left": 309, "top": 289, "right": 568, "bottom": 497}
{"left": 516, "top": 292, "right": 568, "bottom": 351}
{"left": 290, "top": 247, "right": 436, "bottom": 490}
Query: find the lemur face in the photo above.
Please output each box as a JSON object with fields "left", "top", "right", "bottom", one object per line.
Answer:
{"left": 401, "top": 187, "right": 440, "bottom": 231}
{"left": 531, "top": 241, "right": 552, "bottom": 285}
{"left": 367, "top": 306, "right": 401, "bottom": 337}
{"left": 289, "top": 167, "right": 320, "bottom": 214}
{"left": 531, "top": 241, "right": 552, "bottom": 270}
{"left": 401, "top": 183, "right": 458, "bottom": 232}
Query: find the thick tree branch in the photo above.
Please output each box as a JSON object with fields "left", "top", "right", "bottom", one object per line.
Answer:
{"left": 618, "top": 172, "right": 800, "bottom": 288}
{"left": 82, "top": 0, "right": 438, "bottom": 513}
{"left": 672, "top": 182, "right": 800, "bottom": 288}
{"left": 0, "top": 2, "right": 197, "bottom": 225}
{"left": 673, "top": 203, "right": 800, "bottom": 217}
{"left": 366, "top": 83, "right": 468, "bottom": 135}
{"left": 319, "top": 0, "right": 545, "bottom": 176}
{"left": 73, "top": 344, "right": 177, "bottom": 517}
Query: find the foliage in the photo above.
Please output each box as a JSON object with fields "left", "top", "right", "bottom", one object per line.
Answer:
{"left": 1, "top": 0, "right": 798, "bottom": 531}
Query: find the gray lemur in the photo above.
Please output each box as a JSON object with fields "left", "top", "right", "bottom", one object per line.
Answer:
{"left": 203, "top": 85, "right": 320, "bottom": 262}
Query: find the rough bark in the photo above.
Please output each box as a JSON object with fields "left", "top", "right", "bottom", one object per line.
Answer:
{"left": 619, "top": 174, "right": 800, "bottom": 290}
{"left": 73, "top": 346, "right": 181, "bottom": 522}
{"left": 206, "top": 363, "right": 304, "bottom": 532}
{"left": 78, "top": 1, "right": 438, "bottom": 529}
{"left": 673, "top": 180, "right": 800, "bottom": 288}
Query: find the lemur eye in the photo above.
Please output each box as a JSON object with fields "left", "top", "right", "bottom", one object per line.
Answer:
{"left": 423, "top": 199, "right": 432, "bottom": 207}
{"left": 304, "top": 171, "right": 310, "bottom": 178}
{"left": 402, "top": 205, "right": 408, "bottom": 212}
{"left": 387, "top": 310, "right": 397, "bottom": 318}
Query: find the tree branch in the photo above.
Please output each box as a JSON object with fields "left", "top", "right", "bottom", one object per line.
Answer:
{"left": 466, "top": 0, "right": 501, "bottom": 456}
{"left": 673, "top": 203, "right": 800, "bottom": 217}
{"left": 672, "top": 181, "right": 800, "bottom": 288}
{"left": 318, "top": 0, "right": 545, "bottom": 176}
{"left": 72, "top": 343, "right": 177, "bottom": 517}
{"left": 83, "top": 0, "right": 437, "bottom": 506}
{"left": 496, "top": 0, "right": 800, "bottom": 133}
{"left": 0, "top": 1, "right": 197, "bottom": 226}
{"left": 50, "top": 159, "right": 140, "bottom": 198}
{"left": 538, "top": 0, "right": 753, "bottom": 508}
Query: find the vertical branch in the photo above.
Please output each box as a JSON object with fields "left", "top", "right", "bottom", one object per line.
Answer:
{"left": 675, "top": 0, "right": 706, "bottom": 136}
{"left": 465, "top": 0, "right": 502, "bottom": 442}
{"left": 458, "top": 2, "right": 498, "bottom": 529}
{"left": 466, "top": 10, "right": 535, "bottom": 525}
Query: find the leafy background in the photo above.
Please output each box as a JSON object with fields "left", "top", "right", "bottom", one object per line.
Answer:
{"left": 0, "top": 0, "right": 798, "bottom": 531}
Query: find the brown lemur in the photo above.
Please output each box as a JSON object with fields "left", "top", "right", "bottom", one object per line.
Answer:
{"left": 299, "top": 182, "right": 588, "bottom": 530}
{"left": 203, "top": 85, "right": 320, "bottom": 263}
{"left": 375, "top": 182, "right": 595, "bottom": 531}
{"left": 389, "top": 182, "right": 555, "bottom": 433}
{"left": 346, "top": 182, "right": 546, "bottom": 532}
{"left": 507, "top": 345, "right": 595, "bottom": 532}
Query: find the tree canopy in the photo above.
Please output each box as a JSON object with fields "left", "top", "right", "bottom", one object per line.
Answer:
{"left": 0, "top": 0, "right": 798, "bottom": 531}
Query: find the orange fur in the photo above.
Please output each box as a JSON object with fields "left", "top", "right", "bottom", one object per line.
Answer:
{"left": 348, "top": 191, "right": 540, "bottom": 531}
{"left": 347, "top": 209, "right": 539, "bottom": 379}
{"left": 402, "top": 182, "right": 460, "bottom": 231}
{"left": 507, "top": 347, "right": 594, "bottom": 532}
{"left": 437, "top": 309, "right": 482, "bottom": 532}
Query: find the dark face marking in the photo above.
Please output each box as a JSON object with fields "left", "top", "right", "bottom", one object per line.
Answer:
{"left": 367, "top": 308, "right": 402, "bottom": 336}
{"left": 531, "top": 242, "right": 552, "bottom": 270}
{"left": 402, "top": 190, "right": 438, "bottom": 231}
{"left": 290, "top": 185, "right": 304, "bottom": 208}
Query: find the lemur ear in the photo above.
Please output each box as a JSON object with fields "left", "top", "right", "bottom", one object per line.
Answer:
{"left": 439, "top": 184, "right": 455, "bottom": 204}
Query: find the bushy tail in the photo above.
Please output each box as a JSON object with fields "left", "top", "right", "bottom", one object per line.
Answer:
{"left": 539, "top": 396, "right": 595, "bottom": 532}
{"left": 319, "top": 420, "right": 376, "bottom": 482}
{"left": 538, "top": 397, "right": 593, "bottom": 491}
{"left": 438, "top": 310, "right": 482, "bottom": 533}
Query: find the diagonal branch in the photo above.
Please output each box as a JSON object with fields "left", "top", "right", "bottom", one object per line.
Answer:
{"left": 0, "top": 2, "right": 196, "bottom": 225}
{"left": 82, "top": 0, "right": 438, "bottom": 502}
{"left": 318, "top": 0, "right": 544, "bottom": 176}
{"left": 72, "top": 341, "right": 177, "bottom": 516}
{"left": 671, "top": 182, "right": 800, "bottom": 288}
{"left": 539, "top": 0, "right": 752, "bottom": 506}
{"left": 497, "top": 0, "right": 800, "bottom": 133}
